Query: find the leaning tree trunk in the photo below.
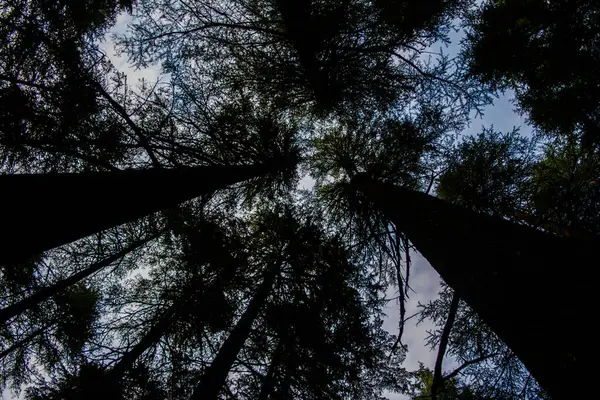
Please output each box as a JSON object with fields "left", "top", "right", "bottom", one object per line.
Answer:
{"left": 105, "top": 302, "right": 181, "bottom": 388}
{"left": 104, "top": 242, "right": 243, "bottom": 397}
{"left": 191, "top": 263, "right": 280, "bottom": 400}
{"left": 257, "top": 340, "right": 284, "bottom": 400}
{"left": 0, "top": 163, "right": 275, "bottom": 265}
{"left": 0, "top": 231, "right": 164, "bottom": 326}
{"left": 350, "top": 174, "right": 595, "bottom": 400}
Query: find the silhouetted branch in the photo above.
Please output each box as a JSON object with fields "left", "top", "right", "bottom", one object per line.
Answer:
{"left": 443, "top": 353, "right": 499, "bottom": 380}
{"left": 431, "top": 292, "right": 460, "bottom": 400}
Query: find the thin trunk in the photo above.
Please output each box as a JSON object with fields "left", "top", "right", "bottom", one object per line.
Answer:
{"left": 431, "top": 292, "right": 459, "bottom": 400}
{"left": 257, "top": 340, "right": 284, "bottom": 400}
{"left": 0, "top": 232, "right": 163, "bottom": 325}
{"left": 191, "top": 263, "right": 280, "bottom": 400}
{"left": 105, "top": 246, "right": 242, "bottom": 393}
{"left": 0, "top": 323, "right": 52, "bottom": 359}
{"left": 350, "top": 174, "right": 595, "bottom": 400}
{"left": 106, "top": 302, "right": 180, "bottom": 384}
{"left": 0, "top": 163, "right": 275, "bottom": 264}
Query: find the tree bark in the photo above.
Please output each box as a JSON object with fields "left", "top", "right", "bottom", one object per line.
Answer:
{"left": 191, "top": 263, "right": 280, "bottom": 400}
{"left": 0, "top": 232, "right": 163, "bottom": 326}
{"left": 350, "top": 174, "right": 596, "bottom": 400}
{"left": 0, "top": 163, "right": 274, "bottom": 265}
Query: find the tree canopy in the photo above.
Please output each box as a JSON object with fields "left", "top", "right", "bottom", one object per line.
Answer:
{"left": 0, "top": 0, "right": 598, "bottom": 399}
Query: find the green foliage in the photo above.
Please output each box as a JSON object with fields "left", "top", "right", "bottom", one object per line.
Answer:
{"left": 410, "top": 364, "right": 478, "bottom": 399}
{"left": 532, "top": 139, "right": 600, "bottom": 236}
{"left": 2, "top": 0, "right": 597, "bottom": 398}
{"left": 437, "top": 127, "right": 537, "bottom": 217}
{"left": 465, "top": 0, "right": 600, "bottom": 148}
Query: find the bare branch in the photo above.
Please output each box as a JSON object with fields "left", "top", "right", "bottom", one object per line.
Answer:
{"left": 431, "top": 292, "right": 460, "bottom": 400}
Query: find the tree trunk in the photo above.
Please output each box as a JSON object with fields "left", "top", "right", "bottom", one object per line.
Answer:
{"left": 431, "top": 292, "right": 459, "bottom": 400}
{"left": 0, "top": 232, "right": 163, "bottom": 326}
{"left": 191, "top": 263, "right": 280, "bottom": 400}
{"left": 105, "top": 243, "right": 243, "bottom": 395}
{"left": 350, "top": 174, "right": 595, "bottom": 400}
{"left": 257, "top": 340, "right": 284, "bottom": 400}
{"left": 106, "top": 302, "right": 180, "bottom": 384}
{"left": 0, "top": 163, "right": 274, "bottom": 265}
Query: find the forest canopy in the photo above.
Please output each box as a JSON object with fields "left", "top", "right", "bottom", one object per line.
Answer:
{"left": 0, "top": 0, "right": 597, "bottom": 399}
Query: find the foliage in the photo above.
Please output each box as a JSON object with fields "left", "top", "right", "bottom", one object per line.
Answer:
{"left": 417, "top": 284, "right": 549, "bottom": 399}
{"left": 465, "top": 0, "right": 600, "bottom": 149}
{"left": 437, "top": 127, "right": 538, "bottom": 218}
{"left": 409, "top": 364, "right": 478, "bottom": 400}
{"left": 1, "top": 0, "right": 597, "bottom": 398}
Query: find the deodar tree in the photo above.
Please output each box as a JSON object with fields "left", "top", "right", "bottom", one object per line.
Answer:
{"left": 1, "top": 0, "right": 598, "bottom": 399}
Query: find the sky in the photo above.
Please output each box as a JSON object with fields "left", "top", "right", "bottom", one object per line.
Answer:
{"left": 1, "top": 10, "right": 533, "bottom": 400}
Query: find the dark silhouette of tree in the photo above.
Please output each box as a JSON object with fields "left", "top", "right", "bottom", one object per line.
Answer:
{"left": 225, "top": 209, "right": 408, "bottom": 399}
{"left": 417, "top": 284, "right": 549, "bottom": 399}
{"left": 531, "top": 138, "right": 600, "bottom": 237}
{"left": 0, "top": 161, "right": 288, "bottom": 265}
{"left": 437, "top": 127, "right": 600, "bottom": 239}
{"left": 0, "top": 230, "right": 165, "bottom": 326}
{"left": 2, "top": 0, "right": 597, "bottom": 399}
{"left": 307, "top": 107, "right": 453, "bottom": 351}
{"left": 0, "top": 283, "right": 101, "bottom": 393}
{"left": 437, "top": 127, "right": 537, "bottom": 219}
{"left": 118, "top": 0, "right": 486, "bottom": 116}
{"left": 465, "top": 0, "right": 600, "bottom": 150}
{"left": 191, "top": 261, "right": 280, "bottom": 400}
{"left": 350, "top": 173, "right": 595, "bottom": 399}
{"left": 0, "top": 0, "right": 139, "bottom": 172}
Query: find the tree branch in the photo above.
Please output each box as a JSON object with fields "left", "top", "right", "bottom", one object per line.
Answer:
{"left": 431, "top": 292, "right": 460, "bottom": 400}
{"left": 443, "top": 353, "right": 499, "bottom": 381}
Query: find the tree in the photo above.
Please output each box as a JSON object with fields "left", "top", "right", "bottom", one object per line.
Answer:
{"left": 417, "top": 284, "right": 549, "bottom": 399}
{"left": 0, "top": 161, "right": 288, "bottom": 265}
{"left": 531, "top": 138, "right": 600, "bottom": 237}
{"left": 409, "top": 364, "right": 479, "bottom": 400}
{"left": 0, "top": 0, "right": 138, "bottom": 172}
{"left": 220, "top": 207, "right": 408, "bottom": 399}
{"left": 0, "top": 230, "right": 165, "bottom": 326}
{"left": 349, "top": 173, "right": 595, "bottom": 399}
{"left": 190, "top": 261, "right": 280, "bottom": 400}
{"left": 0, "top": 283, "right": 101, "bottom": 394}
{"left": 117, "top": 0, "right": 485, "bottom": 117}
{"left": 465, "top": 0, "right": 600, "bottom": 150}
{"left": 307, "top": 106, "right": 455, "bottom": 350}
{"left": 436, "top": 127, "right": 537, "bottom": 219}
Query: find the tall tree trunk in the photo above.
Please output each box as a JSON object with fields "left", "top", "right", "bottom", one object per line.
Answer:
{"left": 0, "top": 162, "right": 275, "bottom": 265}
{"left": 257, "top": 340, "right": 284, "bottom": 400}
{"left": 0, "top": 232, "right": 163, "bottom": 326}
{"left": 350, "top": 174, "right": 595, "bottom": 400}
{"left": 191, "top": 263, "right": 280, "bottom": 400}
